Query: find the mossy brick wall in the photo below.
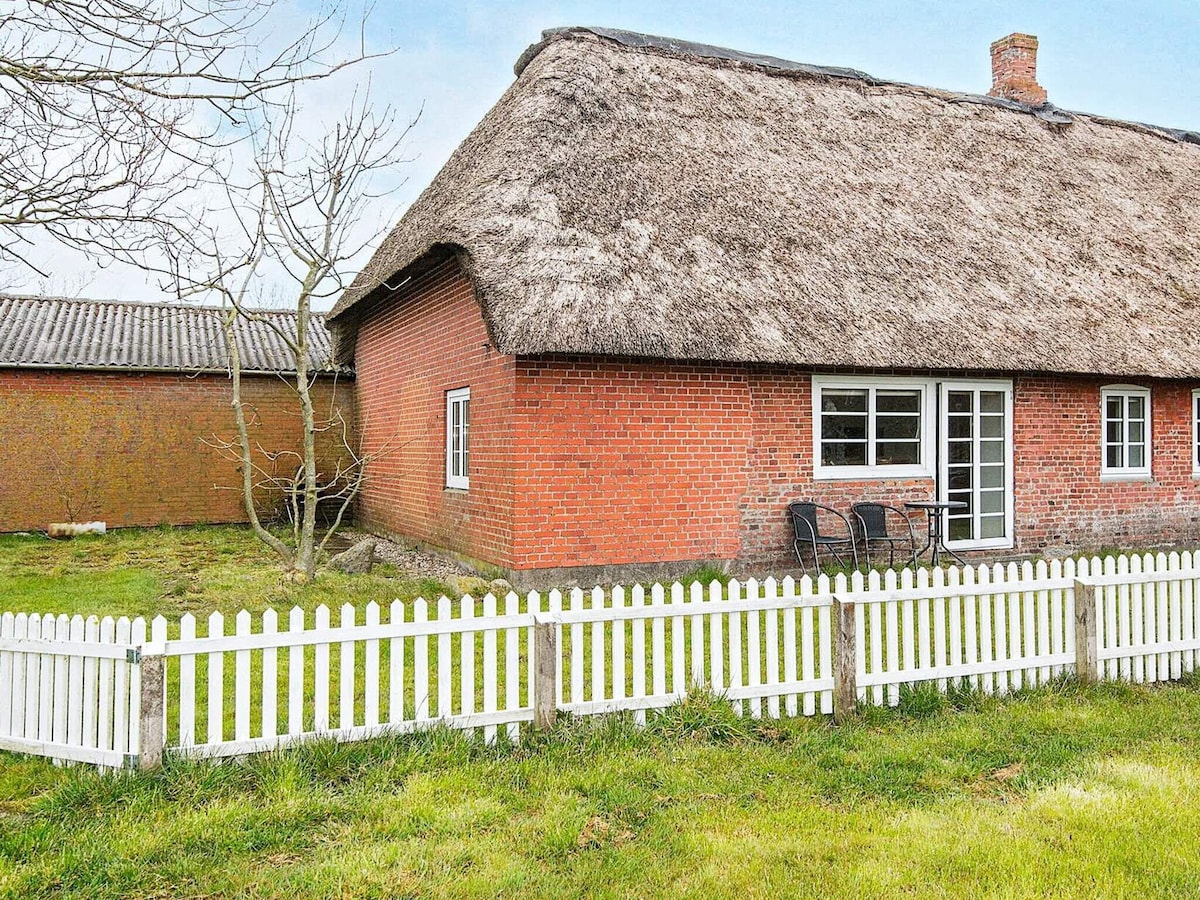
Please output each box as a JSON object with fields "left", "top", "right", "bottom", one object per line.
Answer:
{"left": 0, "top": 369, "right": 355, "bottom": 532}
{"left": 352, "top": 257, "right": 517, "bottom": 565}
{"left": 350, "top": 262, "right": 1200, "bottom": 576}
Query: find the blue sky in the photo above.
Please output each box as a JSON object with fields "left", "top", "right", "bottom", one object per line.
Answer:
{"left": 23, "top": 0, "right": 1200, "bottom": 302}
{"left": 379, "top": 0, "right": 1199, "bottom": 149}
{"left": 387, "top": 0, "right": 1200, "bottom": 120}
{"left": 370, "top": 1, "right": 1199, "bottom": 233}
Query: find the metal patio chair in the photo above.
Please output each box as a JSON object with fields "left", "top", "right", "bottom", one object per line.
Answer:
{"left": 788, "top": 501, "right": 858, "bottom": 574}
{"left": 851, "top": 502, "right": 919, "bottom": 570}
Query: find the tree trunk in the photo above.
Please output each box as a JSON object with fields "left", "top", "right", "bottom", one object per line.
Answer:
{"left": 222, "top": 311, "right": 295, "bottom": 568}
{"left": 292, "top": 280, "right": 320, "bottom": 580}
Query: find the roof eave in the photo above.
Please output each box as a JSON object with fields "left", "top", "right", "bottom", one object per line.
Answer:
{"left": 0, "top": 362, "right": 353, "bottom": 377}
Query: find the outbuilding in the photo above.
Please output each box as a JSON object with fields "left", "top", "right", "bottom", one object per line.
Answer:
{"left": 0, "top": 295, "right": 353, "bottom": 532}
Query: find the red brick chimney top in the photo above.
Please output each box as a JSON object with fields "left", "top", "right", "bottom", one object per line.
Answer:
{"left": 989, "top": 33, "right": 1047, "bottom": 106}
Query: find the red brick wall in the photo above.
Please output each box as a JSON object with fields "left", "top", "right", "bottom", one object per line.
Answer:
{"left": 509, "top": 359, "right": 751, "bottom": 570}
{"left": 352, "top": 258, "right": 516, "bottom": 565}
{"left": 0, "top": 368, "right": 354, "bottom": 532}
{"left": 509, "top": 361, "right": 934, "bottom": 572}
{"left": 1014, "top": 377, "right": 1200, "bottom": 551}
{"left": 349, "top": 264, "right": 1200, "bottom": 575}
{"left": 735, "top": 370, "right": 933, "bottom": 567}
{"left": 505, "top": 363, "right": 1200, "bottom": 572}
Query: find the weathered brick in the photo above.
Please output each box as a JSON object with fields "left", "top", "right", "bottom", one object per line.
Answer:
{"left": 0, "top": 369, "right": 353, "bottom": 531}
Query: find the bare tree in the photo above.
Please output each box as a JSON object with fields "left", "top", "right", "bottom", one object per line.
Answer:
{"left": 168, "top": 95, "right": 414, "bottom": 581}
{"left": 0, "top": 0, "right": 384, "bottom": 274}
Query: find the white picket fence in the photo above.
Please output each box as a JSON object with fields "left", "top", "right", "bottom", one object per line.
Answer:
{"left": 2, "top": 551, "right": 1199, "bottom": 769}
{"left": 0, "top": 613, "right": 145, "bottom": 768}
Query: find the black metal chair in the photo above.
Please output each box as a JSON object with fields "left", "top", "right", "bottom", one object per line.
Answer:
{"left": 851, "top": 502, "right": 919, "bottom": 570}
{"left": 788, "top": 502, "right": 858, "bottom": 574}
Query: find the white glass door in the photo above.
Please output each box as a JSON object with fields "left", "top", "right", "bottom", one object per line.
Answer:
{"left": 939, "top": 382, "right": 1014, "bottom": 550}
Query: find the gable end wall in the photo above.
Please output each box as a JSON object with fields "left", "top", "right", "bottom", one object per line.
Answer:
{"left": 352, "top": 258, "right": 516, "bottom": 567}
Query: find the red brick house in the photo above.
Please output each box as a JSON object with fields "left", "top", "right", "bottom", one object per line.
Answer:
{"left": 327, "top": 27, "right": 1200, "bottom": 586}
{"left": 0, "top": 295, "right": 353, "bottom": 531}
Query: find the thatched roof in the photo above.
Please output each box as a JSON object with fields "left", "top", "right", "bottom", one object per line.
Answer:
{"left": 330, "top": 26, "right": 1200, "bottom": 379}
{"left": 0, "top": 294, "right": 348, "bottom": 375}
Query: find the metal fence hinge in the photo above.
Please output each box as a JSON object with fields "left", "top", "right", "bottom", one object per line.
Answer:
{"left": 123, "top": 753, "right": 139, "bottom": 770}
{"left": 126, "top": 647, "right": 142, "bottom": 664}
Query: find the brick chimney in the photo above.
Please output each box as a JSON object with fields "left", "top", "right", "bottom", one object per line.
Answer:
{"left": 988, "top": 33, "right": 1047, "bottom": 106}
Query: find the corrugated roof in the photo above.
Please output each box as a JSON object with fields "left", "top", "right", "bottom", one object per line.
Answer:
{"left": 330, "top": 27, "right": 1200, "bottom": 380}
{"left": 0, "top": 295, "right": 348, "bottom": 375}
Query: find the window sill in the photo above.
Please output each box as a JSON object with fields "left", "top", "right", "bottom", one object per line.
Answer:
{"left": 944, "top": 538, "right": 1015, "bottom": 553}
{"left": 444, "top": 485, "right": 469, "bottom": 493}
{"left": 813, "top": 468, "right": 934, "bottom": 482}
{"left": 1099, "top": 473, "right": 1153, "bottom": 484}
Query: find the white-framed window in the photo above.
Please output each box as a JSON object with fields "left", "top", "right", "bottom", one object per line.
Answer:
{"left": 812, "top": 376, "right": 934, "bottom": 480}
{"left": 1193, "top": 389, "right": 1200, "bottom": 475}
{"left": 445, "top": 387, "right": 470, "bottom": 490}
{"left": 1100, "top": 386, "right": 1151, "bottom": 478}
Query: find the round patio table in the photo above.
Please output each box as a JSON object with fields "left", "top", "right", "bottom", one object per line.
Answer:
{"left": 903, "top": 500, "right": 968, "bottom": 567}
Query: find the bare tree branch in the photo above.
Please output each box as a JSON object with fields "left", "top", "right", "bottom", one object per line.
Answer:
{"left": 0, "top": 0, "right": 394, "bottom": 270}
{"left": 176, "top": 93, "right": 416, "bottom": 580}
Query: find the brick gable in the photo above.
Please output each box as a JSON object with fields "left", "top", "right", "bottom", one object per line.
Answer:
{"left": 352, "top": 257, "right": 517, "bottom": 565}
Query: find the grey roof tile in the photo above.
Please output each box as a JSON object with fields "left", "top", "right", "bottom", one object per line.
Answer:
{"left": 0, "top": 295, "right": 349, "bottom": 375}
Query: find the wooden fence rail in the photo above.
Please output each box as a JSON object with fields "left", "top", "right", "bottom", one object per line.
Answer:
{"left": 2, "top": 551, "right": 1199, "bottom": 770}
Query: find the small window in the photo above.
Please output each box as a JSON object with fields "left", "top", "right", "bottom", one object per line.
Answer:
{"left": 1100, "top": 386, "right": 1151, "bottom": 477}
{"left": 1193, "top": 390, "right": 1200, "bottom": 475}
{"left": 446, "top": 387, "right": 470, "bottom": 489}
{"left": 812, "top": 377, "right": 931, "bottom": 479}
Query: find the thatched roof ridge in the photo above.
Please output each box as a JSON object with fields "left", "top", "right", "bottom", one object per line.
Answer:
{"left": 331, "top": 26, "right": 1200, "bottom": 378}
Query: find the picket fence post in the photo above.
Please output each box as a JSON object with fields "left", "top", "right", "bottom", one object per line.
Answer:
{"left": 832, "top": 596, "right": 857, "bottom": 723}
{"left": 533, "top": 613, "right": 559, "bottom": 731}
{"left": 137, "top": 648, "right": 167, "bottom": 771}
{"left": 1074, "top": 579, "right": 1099, "bottom": 685}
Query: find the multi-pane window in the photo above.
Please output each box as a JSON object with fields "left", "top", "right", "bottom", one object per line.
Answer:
{"left": 445, "top": 387, "right": 470, "bottom": 489}
{"left": 1100, "top": 387, "right": 1151, "bottom": 477}
{"left": 944, "top": 387, "right": 1009, "bottom": 545}
{"left": 812, "top": 376, "right": 1013, "bottom": 550}
{"left": 814, "top": 379, "right": 928, "bottom": 477}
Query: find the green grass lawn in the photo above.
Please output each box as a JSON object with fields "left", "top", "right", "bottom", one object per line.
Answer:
{"left": 3, "top": 683, "right": 1200, "bottom": 898}
{"left": 3, "top": 527, "right": 1200, "bottom": 898}
{"left": 0, "top": 526, "right": 458, "bottom": 620}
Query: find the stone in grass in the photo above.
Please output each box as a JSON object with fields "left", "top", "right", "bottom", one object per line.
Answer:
{"left": 328, "top": 538, "right": 377, "bottom": 575}
{"left": 48, "top": 521, "right": 107, "bottom": 538}
{"left": 444, "top": 574, "right": 493, "bottom": 599}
